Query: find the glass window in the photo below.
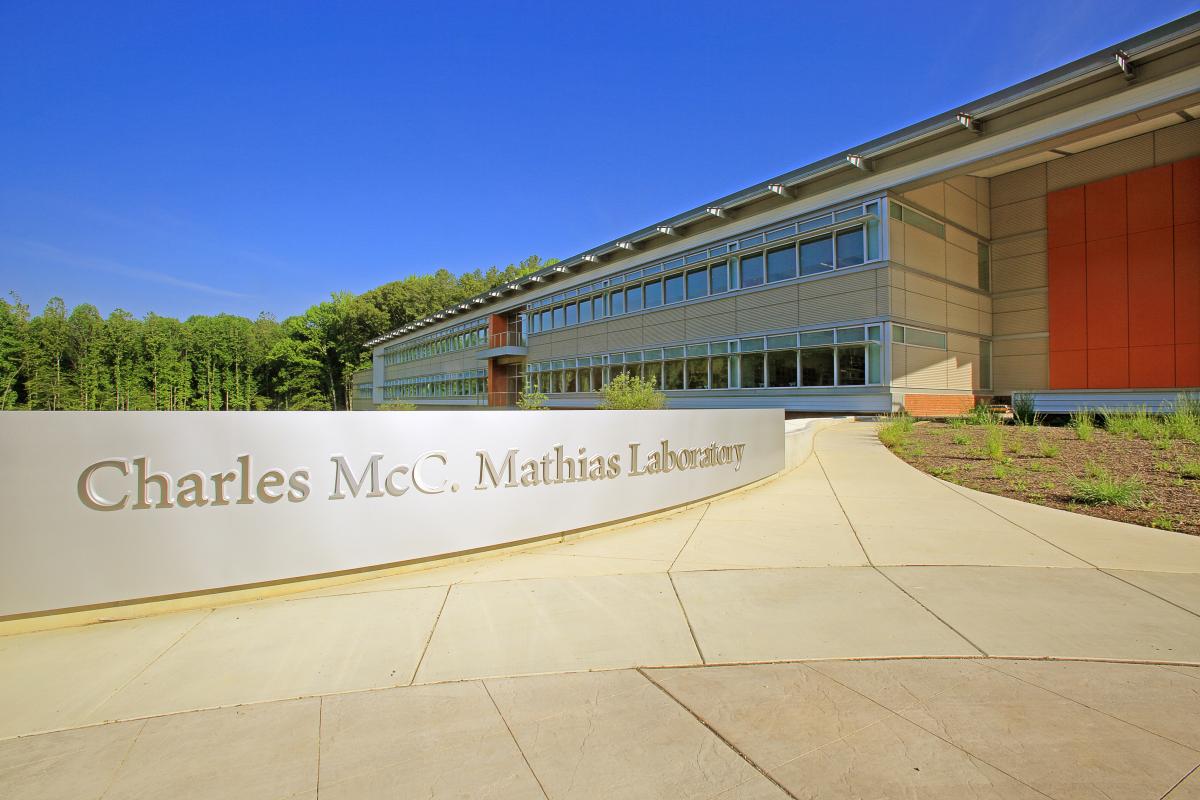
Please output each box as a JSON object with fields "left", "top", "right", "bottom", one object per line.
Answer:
{"left": 579, "top": 299, "right": 592, "bottom": 324}
{"left": 711, "top": 357, "right": 729, "bottom": 389}
{"left": 836, "top": 227, "right": 865, "bottom": 267}
{"left": 740, "top": 233, "right": 765, "bottom": 249}
{"left": 766, "top": 334, "right": 797, "bottom": 350}
{"left": 710, "top": 262, "right": 729, "bottom": 293}
{"left": 625, "top": 285, "right": 643, "bottom": 313}
{"left": 903, "top": 327, "right": 948, "bottom": 349}
{"left": 686, "top": 359, "right": 708, "bottom": 389}
{"left": 610, "top": 290, "right": 625, "bottom": 315}
{"left": 529, "top": 313, "right": 539, "bottom": 334}
{"left": 980, "top": 340, "right": 992, "bottom": 390}
{"left": 644, "top": 280, "right": 662, "bottom": 308}
{"left": 766, "top": 223, "right": 796, "bottom": 241}
{"left": 799, "top": 214, "right": 833, "bottom": 233}
{"left": 592, "top": 366, "right": 605, "bottom": 389}
{"left": 562, "top": 369, "right": 576, "bottom": 393}
{"left": 740, "top": 252, "right": 765, "bottom": 288}
{"left": 978, "top": 242, "right": 991, "bottom": 291}
{"left": 767, "top": 350, "right": 798, "bottom": 387}
{"left": 664, "top": 273, "right": 684, "bottom": 304}
{"left": 565, "top": 303, "right": 578, "bottom": 326}
{"left": 766, "top": 245, "right": 798, "bottom": 283}
{"left": 553, "top": 306, "right": 565, "bottom": 328}
{"left": 593, "top": 295, "right": 606, "bottom": 319}
{"left": 800, "top": 329, "right": 835, "bottom": 347}
{"left": 740, "top": 337, "right": 765, "bottom": 352}
{"left": 642, "top": 362, "right": 662, "bottom": 386}
{"left": 685, "top": 251, "right": 707, "bottom": 265}
{"left": 801, "top": 348, "right": 835, "bottom": 386}
{"left": 686, "top": 268, "right": 708, "bottom": 299}
{"left": 838, "top": 345, "right": 866, "bottom": 385}
{"left": 800, "top": 236, "right": 834, "bottom": 275}
{"left": 742, "top": 353, "right": 766, "bottom": 388}
{"left": 546, "top": 372, "right": 557, "bottom": 393}
{"left": 578, "top": 368, "right": 591, "bottom": 393}
{"left": 663, "top": 360, "right": 684, "bottom": 390}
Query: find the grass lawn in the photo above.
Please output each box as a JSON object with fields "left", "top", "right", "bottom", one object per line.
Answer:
{"left": 877, "top": 407, "right": 1200, "bottom": 535}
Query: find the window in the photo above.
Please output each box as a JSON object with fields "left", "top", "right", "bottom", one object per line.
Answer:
{"left": 565, "top": 303, "right": 578, "bottom": 326}
{"left": 644, "top": 280, "right": 663, "bottom": 308}
{"left": 625, "top": 285, "right": 643, "bottom": 312}
{"left": 553, "top": 306, "right": 565, "bottom": 328}
{"left": 540, "top": 310, "right": 551, "bottom": 331}
{"left": 711, "top": 357, "right": 729, "bottom": 388}
{"left": 665, "top": 273, "right": 685, "bottom": 304}
{"left": 593, "top": 295, "right": 606, "bottom": 319}
{"left": 664, "top": 360, "right": 684, "bottom": 389}
{"left": 686, "top": 359, "right": 708, "bottom": 389}
{"left": 767, "top": 350, "right": 798, "bottom": 387}
{"left": 766, "top": 245, "right": 798, "bottom": 283}
{"left": 801, "top": 348, "right": 835, "bottom": 386}
{"left": 896, "top": 326, "right": 947, "bottom": 349}
{"left": 836, "top": 228, "right": 865, "bottom": 267}
{"left": 740, "top": 252, "right": 765, "bottom": 288}
{"left": 980, "top": 340, "right": 992, "bottom": 390}
{"left": 592, "top": 366, "right": 605, "bottom": 389}
{"left": 579, "top": 299, "right": 592, "bottom": 324}
{"left": 562, "top": 369, "right": 576, "bottom": 393}
{"left": 800, "top": 236, "right": 834, "bottom": 275}
{"left": 578, "top": 369, "right": 592, "bottom": 392}
{"left": 978, "top": 242, "right": 991, "bottom": 291}
{"left": 741, "top": 353, "right": 766, "bottom": 388}
{"left": 686, "top": 268, "right": 708, "bottom": 299}
{"left": 710, "top": 262, "right": 729, "bottom": 293}
{"left": 837, "top": 346, "right": 866, "bottom": 386}
{"left": 642, "top": 361, "right": 662, "bottom": 386}
{"left": 610, "top": 290, "right": 625, "bottom": 315}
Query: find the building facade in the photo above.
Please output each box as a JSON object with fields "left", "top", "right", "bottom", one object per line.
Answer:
{"left": 366, "top": 15, "right": 1200, "bottom": 414}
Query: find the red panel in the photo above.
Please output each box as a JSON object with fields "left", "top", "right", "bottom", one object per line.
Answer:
{"left": 1049, "top": 350, "right": 1087, "bottom": 389}
{"left": 1178, "top": 222, "right": 1200, "bottom": 345}
{"left": 1085, "top": 237, "right": 1128, "bottom": 349}
{"left": 1048, "top": 243, "right": 1087, "bottom": 352}
{"left": 1176, "top": 343, "right": 1200, "bottom": 388}
{"left": 1085, "top": 175, "right": 1127, "bottom": 241}
{"left": 1047, "top": 186, "right": 1086, "bottom": 249}
{"left": 1128, "top": 228, "right": 1174, "bottom": 346}
{"left": 1127, "top": 164, "right": 1172, "bottom": 233}
{"left": 1128, "top": 345, "right": 1174, "bottom": 389}
{"left": 1174, "top": 157, "right": 1200, "bottom": 226}
{"left": 1087, "top": 347, "right": 1129, "bottom": 389}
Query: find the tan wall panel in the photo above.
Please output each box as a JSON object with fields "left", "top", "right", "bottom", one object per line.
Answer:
{"left": 1046, "top": 132, "right": 1154, "bottom": 191}
{"left": 947, "top": 333, "right": 980, "bottom": 354}
{"left": 903, "top": 183, "right": 945, "bottom": 216}
{"left": 947, "top": 285, "right": 979, "bottom": 309}
{"left": 578, "top": 333, "right": 607, "bottom": 355}
{"left": 888, "top": 221, "right": 905, "bottom": 264}
{"left": 991, "top": 163, "right": 1047, "bottom": 207}
{"left": 995, "top": 337, "right": 1048, "bottom": 356}
{"left": 736, "top": 284, "right": 799, "bottom": 310}
{"left": 903, "top": 346, "right": 950, "bottom": 389}
{"left": 946, "top": 243, "right": 978, "bottom": 287}
{"left": 737, "top": 303, "right": 797, "bottom": 333}
{"left": 685, "top": 313, "right": 736, "bottom": 339}
{"left": 904, "top": 271, "right": 947, "bottom": 300}
{"left": 640, "top": 305, "right": 686, "bottom": 326}
{"left": 944, "top": 184, "right": 980, "bottom": 233}
{"left": 991, "top": 196, "right": 1045, "bottom": 239}
{"left": 993, "top": 291, "right": 1046, "bottom": 314}
{"left": 527, "top": 343, "right": 552, "bottom": 362}
{"left": 890, "top": 285, "right": 907, "bottom": 317}
{"left": 1154, "top": 118, "right": 1200, "bottom": 164}
{"left": 644, "top": 320, "right": 686, "bottom": 344}
{"left": 875, "top": 286, "right": 891, "bottom": 314}
{"left": 686, "top": 296, "right": 736, "bottom": 318}
{"left": 947, "top": 351, "right": 979, "bottom": 390}
{"left": 798, "top": 269, "right": 879, "bottom": 297}
{"left": 903, "top": 292, "right": 948, "bottom": 327}
{"left": 891, "top": 343, "right": 906, "bottom": 387}
{"left": 902, "top": 225, "right": 947, "bottom": 277}
{"left": 993, "top": 353, "right": 1048, "bottom": 392}
{"left": 607, "top": 327, "right": 642, "bottom": 349}
{"left": 992, "top": 251, "right": 1048, "bottom": 292}
{"left": 993, "top": 307, "right": 1048, "bottom": 336}
{"left": 797, "top": 289, "right": 879, "bottom": 327}
{"left": 551, "top": 339, "right": 579, "bottom": 357}
{"left": 947, "top": 303, "right": 981, "bottom": 334}
{"left": 946, "top": 174, "right": 977, "bottom": 201}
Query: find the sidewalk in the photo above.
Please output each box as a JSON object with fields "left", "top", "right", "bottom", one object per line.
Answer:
{"left": 4, "top": 421, "right": 1200, "bottom": 798}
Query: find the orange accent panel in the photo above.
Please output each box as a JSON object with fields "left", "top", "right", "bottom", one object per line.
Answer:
{"left": 1178, "top": 222, "right": 1200, "bottom": 345}
{"left": 1085, "top": 175, "right": 1127, "bottom": 241}
{"left": 1048, "top": 243, "right": 1087, "bottom": 352}
{"left": 1087, "top": 347, "right": 1129, "bottom": 389}
{"left": 1127, "top": 164, "right": 1173, "bottom": 234}
{"left": 1128, "top": 345, "right": 1175, "bottom": 389}
{"left": 1047, "top": 186, "right": 1085, "bottom": 249}
{"left": 1174, "top": 157, "right": 1200, "bottom": 226}
{"left": 1085, "top": 237, "right": 1128, "bottom": 349}
{"left": 1127, "top": 228, "right": 1174, "bottom": 346}
{"left": 1177, "top": 343, "right": 1200, "bottom": 387}
{"left": 1049, "top": 350, "right": 1087, "bottom": 389}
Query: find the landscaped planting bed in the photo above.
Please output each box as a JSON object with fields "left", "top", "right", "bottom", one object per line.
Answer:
{"left": 877, "top": 406, "right": 1200, "bottom": 535}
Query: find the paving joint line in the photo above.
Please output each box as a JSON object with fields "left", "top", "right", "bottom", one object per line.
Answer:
{"left": 407, "top": 584, "right": 451, "bottom": 685}
{"left": 1097, "top": 568, "right": 1200, "bottom": 621}
{"left": 667, "top": 572, "right": 707, "bottom": 664}
{"left": 811, "top": 430, "right": 872, "bottom": 567}
{"left": 636, "top": 668, "right": 800, "bottom": 800}
{"left": 1161, "top": 760, "right": 1200, "bottom": 800}
{"left": 872, "top": 566, "right": 990, "bottom": 657}
{"left": 315, "top": 696, "right": 323, "bottom": 800}
{"left": 482, "top": 680, "right": 550, "bottom": 800}
{"left": 667, "top": 503, "right": 710, "bottom": 572}
{"left": 96, "top": 718, "right": 147, "bottom": 800}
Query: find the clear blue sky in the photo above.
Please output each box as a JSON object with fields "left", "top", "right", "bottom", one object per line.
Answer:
{"left": 1, "top": 1, "right": 1195, "bottom": 320}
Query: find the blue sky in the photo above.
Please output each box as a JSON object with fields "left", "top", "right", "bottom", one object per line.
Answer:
{"left": 1, "top": 1, "right": 1195, "bottom": 320}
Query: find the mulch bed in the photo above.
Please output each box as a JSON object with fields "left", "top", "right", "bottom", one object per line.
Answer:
{"left": 886, "top": 422, "right": 1200, "bottom": 535}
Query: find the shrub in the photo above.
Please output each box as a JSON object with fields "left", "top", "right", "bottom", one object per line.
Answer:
{"left": 1104, "top": 407, "right": 1164, "bottom": 441}
{"left": 1070, "top": 411, "right": 1095, "bottom": 441}
{"left": 1151, "top": 516, "right": 1178, "bottom": 532}
{"left": 1012, "top": 393, "right": 1038, "bottom": 425}
{"left": 877, "top": 414, "right": 915, "bottom": 449}
{"left": 992, "top": 463, "right": 1010, "bottom": 480}
{"left": 1178, "top": 461, "right": 1200, "bottom": 480}
{"left": 929, "top": 466, "right": 957, "bottom": 479}
{"left": 952, "top": 433, "right": 970, "bottom": 446}
{"left": 1070, "top": 467, "right": 1145, "bottom": 507}
{"left": 985, "top": 427, "right": 1005, "bottom": 462}
{"left": 966, "top": 402, "right": 1001, "bottom": 426}
{"left": 1038, "top": 439, "right": 1061, "bottom": 458}
{"left": 1167, "top": 394, "right": 1200, "bottom": 444}
{"left": 597, "top": 373, "right": 666, "bottom": 410}
{"left": 377, "top": 401, "right": 418, "bottom": 411}
{"left": 516, "top": 389, "right": 549, "bottom": 410}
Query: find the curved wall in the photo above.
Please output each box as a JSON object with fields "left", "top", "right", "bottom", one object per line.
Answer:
{"left": 0, "top": 409, "right": 782, "bottom": 617}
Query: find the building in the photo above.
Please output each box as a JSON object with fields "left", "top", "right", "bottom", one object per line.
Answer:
{"left": 364, "top": 14, "right": 1200, "bottom": 415}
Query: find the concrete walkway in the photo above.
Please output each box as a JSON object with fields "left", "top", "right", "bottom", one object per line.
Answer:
{"left": 5, "top": 421, "right": 1200, "bottom": 798}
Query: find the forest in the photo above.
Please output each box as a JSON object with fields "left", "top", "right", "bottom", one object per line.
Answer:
{"left": 0, "top": 256, "right": 550, "bottom": 411}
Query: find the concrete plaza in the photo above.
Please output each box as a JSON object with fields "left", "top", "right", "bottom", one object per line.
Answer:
{"left": 5, "top": 422, "right": 1200, "bottom": 798}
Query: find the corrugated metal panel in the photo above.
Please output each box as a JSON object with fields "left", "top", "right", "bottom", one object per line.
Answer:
{"left": 639, "top": 305, "right": 686, "bottom": 326}
{"left": 993, "top": 291, "right": 1047, "bottom": 313}
{"left": 992, "top": 252, "right": 1048, "bottom": 292}
{"left": 1047, "top": 132, "right": 1155, "bottom": 191}
{"left": 686, "top": 296, "right": 736, "bottom": 318}
{"left": 551, "top": 339, "right": 579, "bottom": 357}
{"left": 903, "top": 346, "right": 950, "bottom": 388}
{"left": 798, "top": 289, "right": 880, "bottom": 327}
{"left": 948, "top": 303, "right": 981, "bottom": 333}
{"left": 994, "top": 336, "right": 1048, "bottom": 355}
{"left": 644, "top": 320, "right": 686, "bottom": 343}
{"left": 1032, "top": 390, "right": 1185, "bottom": 413}
{"left": 607, "top": 327, "right": 642, "bottom": 349}
{"left": 737, "top": 303, "right": 797, "bottom": 332}
{"left": 799, "top": 269, "right": 878, "bottom": 299}
{"left": 993, "top": 307, "right": 1049, "bottom": 336}
{"left": 578, "top": 333, "right": 606, "bottom": 356}
{"left": 992, "top": 231, "right": 1046, "bottom": 261}
{"left": 1154, "top": 118, "right": 1200, "bottom": 164}
{"left": 891, "top": 343, "right": 906, "bottom": 387}
{"left": 736, "top": 284, "right": 798, "bottom": 310}
{"left": 991, "top": 196, "right": 1046, "bottom": 238}
{"left": 991, "top": 163, "right": 1047, "bottom": 207}
{"left": 685, "top": 313, "right": 736, "bottom": 339}
{"left": 947, "top": 351, "right": 979, "bottom": 390}
{"left": 527, "top": 343, "right": 552, "bottom": 361}
{"left": 875, "top": 286, "right": 891, "bottom": 314}
{"left": 901, "top": 292, "right": 948, "bottom": 327}
{"left": 993, "top": 353, "right": 1048, "bottom": 391}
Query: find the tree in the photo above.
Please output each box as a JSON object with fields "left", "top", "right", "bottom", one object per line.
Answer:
{"left": 597, "top": 373, "right": 667, "bottom": 410}
{"left": 0, "top": 293, "right": 30, "bottom": 409}
{"left": 25, "top": 297, "right": 71, "bottom": 410}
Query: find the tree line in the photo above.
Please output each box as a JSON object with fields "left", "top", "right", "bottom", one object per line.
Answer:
{"left": 0, "top": 256, "right": 550, "bottom": 411}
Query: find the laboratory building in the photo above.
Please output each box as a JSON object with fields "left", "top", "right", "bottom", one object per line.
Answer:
{"left": 359, "top": 14, "right": 1200, "bottom": 414}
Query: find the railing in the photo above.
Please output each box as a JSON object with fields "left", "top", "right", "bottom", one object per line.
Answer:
{"left": 486, "top": 330, "right": 528, "bottom": 349}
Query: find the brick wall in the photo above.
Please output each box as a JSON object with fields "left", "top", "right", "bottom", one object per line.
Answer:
{"left": 903, "top": 394, "right": 985, "bottom": 417}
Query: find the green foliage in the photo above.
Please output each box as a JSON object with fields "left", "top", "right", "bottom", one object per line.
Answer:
{"left": 1070, "top": 410, "right": 1095, "bottom": 441}
{"left": 1102, "top": 401, "right": 1200, "bottom": 446}
{"left": 597, "top": 373, "right": 666, "bottom": 410}
{"left": 377, "top": 402, "right": 418, "bottom": 411}
{"left": 1, "top": 256, "right": 548, "bottom": 411}
{"left": 992, "top": 463, "right": 1010, "bottom": 480}
{"left": 1038, "top": 439, "right": 1061, "bottom": 458}
{"left": 1177, "top": 461, "right": 1200, "bottom": 480}
{"left": 965, "top": 402, "right": 1001, "bottom": 426}
{"left": 1012, "top": 393, "right": 1038, "bottom": 425}
{"left": 877, "top": 414, "right": 915, "bottom": 449}
{"left": 929, "top": 466, "right": 957, "bottom": 479}
{"left": 985, "top": 427, "right": 1005, "bottom": 461}
{"left": 1151, "top": 516, "right": 1178, "bottom": 532}
{"left": 1070, "top": 466, "right": 1145, "bottom": 507}
{"left": 516, "top": 389, "right": 549, "bottom": 410}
